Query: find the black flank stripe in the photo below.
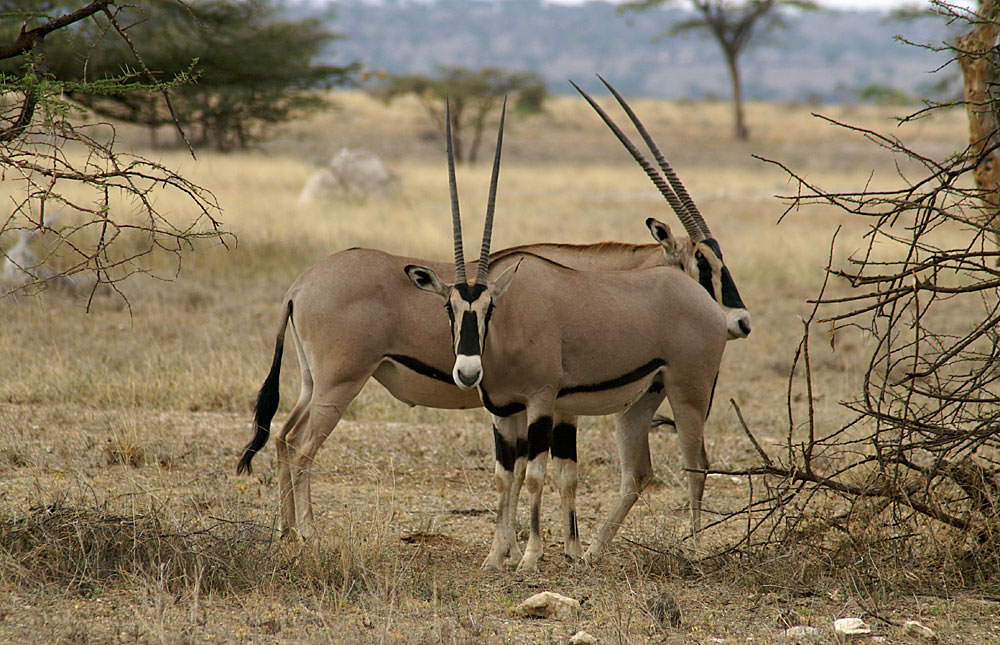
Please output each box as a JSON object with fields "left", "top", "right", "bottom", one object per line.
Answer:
{"left": 558, "top": 359, "right": 666, "bottom": 397}
{"left": 480, "top": 386, "right": 525, "bottom": 417}
{"left": 384, "top": 354, "right": 453, "bottom": 385}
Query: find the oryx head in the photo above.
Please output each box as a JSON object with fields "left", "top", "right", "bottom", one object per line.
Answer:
{"left": 573, "top": 77, "right": 751, "bottom": 340}
{"left": 405, "top": 99, "right": 514, "bottom": 389}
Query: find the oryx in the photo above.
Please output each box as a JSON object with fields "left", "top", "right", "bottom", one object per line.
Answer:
{"left": 405, "top": 78, "right": 749, "bottom": 571}
{"left": 235, "top": 100, "right": 728, "bottom": 546}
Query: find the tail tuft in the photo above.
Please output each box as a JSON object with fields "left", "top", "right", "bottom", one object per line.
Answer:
{"left": 237, "top": 300, "right": 291, "bottom": 474}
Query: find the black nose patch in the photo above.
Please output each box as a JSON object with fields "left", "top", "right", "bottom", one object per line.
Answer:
{"left": 456, "top": 310, "right": 481, "bottom": 356}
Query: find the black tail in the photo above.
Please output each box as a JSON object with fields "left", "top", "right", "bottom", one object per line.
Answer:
{"left": 651, "top": 415, "right": 676, "bottom": 431}
{"left": 238, "top": 300, "right": 292, "bottom": 475}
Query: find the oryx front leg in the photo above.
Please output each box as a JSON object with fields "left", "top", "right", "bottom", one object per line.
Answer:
{"left": 670, "top": 396, "right": 710, "bottom": 540}
{"left": 518, "top": 414, "right": 553, "bottom": 572}
{"left": 482, "top": 415, "right": 526, "bottom": 570}
{"left": 584, "top": 383, "right": 664, "bottom": 564}
{"left": 550, "top": 419, "right": 582, "bottom": 561}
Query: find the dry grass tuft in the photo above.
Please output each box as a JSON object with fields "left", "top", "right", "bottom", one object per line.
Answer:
{"left": 0, "top": 497, "right": 398, "bottom": 603}
{"left": 0, "top": 501, "right": 277, "bottom": 595}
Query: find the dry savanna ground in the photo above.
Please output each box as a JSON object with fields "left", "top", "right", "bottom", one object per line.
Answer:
{"left": 2, "top": 92, "right": 998, "bottom": 643}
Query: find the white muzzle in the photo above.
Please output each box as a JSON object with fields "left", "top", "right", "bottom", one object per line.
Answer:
{"left": 453, "top": 354, "right": 483, "bottom": 389}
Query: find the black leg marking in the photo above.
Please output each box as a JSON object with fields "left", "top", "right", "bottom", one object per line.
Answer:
{"left": 493, "top": 425, "right": 516, "bottom": 472}
{"left": 568, "top": 510, "right": 578, "bottom": 541}
{"left": 550, "top": 423, "right": 577, "bottom": 461}
{"left": 516, "top": 435, "right": 528, "bottom": 460}
{"left": 531, "top": 505, "right": 540, "bottom": 538}
{"left": 527, "top": 417, "right": 553, "bottom": 461}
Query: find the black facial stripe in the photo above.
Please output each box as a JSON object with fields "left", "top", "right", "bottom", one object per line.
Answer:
{"left": 701, "top": 238, "right": 723, "bottom": 259}
{"left": 558, "top": 359, "right": 666, "bottom": 397}
{"left": 720, "top": 266, "right": 746, "bottom": 309}
{"left": 455, "top": 283, "right": 489, "bottom": 301}
{"left": 480, "top": 386, "right": 525, "bottom": 417}
{"left": 482, "top": 302, "right": 495, "bottom": 345}
{"left": 696, "top": 251, "right": 716, "bottom": 302}
{"left": 550, "top": 423, "right": 577, "bottom": 461}
{"left": 456, "top": 310, "right": 480, "bottom": 356}
{"left": 527, "top": 416, "right": 553, "bottom": 461}
{"left": 493, "top": 425, "right": 516, "bottom": 472}
{"left": 384, "top": 354, "right": 454, "bottom": 385}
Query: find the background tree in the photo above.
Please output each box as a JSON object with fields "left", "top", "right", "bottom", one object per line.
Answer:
{"left": 372, "top": 66, "right": 546, "bottom": 164}
{"left": 619, "top": 0, "right": 819, "bottom": 140}
{"left": 9, "top": 0, "right": 357, "bottom": 151}
{"left": 0, "top": 1, "right": 231, "bottom": 303}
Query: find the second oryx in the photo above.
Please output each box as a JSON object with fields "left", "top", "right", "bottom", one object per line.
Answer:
{"left": 406, "top": 79, "right": 749, "bottom": 571}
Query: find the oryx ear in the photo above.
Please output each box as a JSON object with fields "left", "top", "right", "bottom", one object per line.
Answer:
{"left": 489, "top": 258, "right": 521, "bottom": 299}
{"left": 405, "top": 265, "right": 449, "bottom": 298}
{"left": 646, "top": 217, "right": 677, "bottom": 252}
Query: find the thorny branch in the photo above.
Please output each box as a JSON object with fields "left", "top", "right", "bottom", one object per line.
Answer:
{"left": 0, "top": 2, "right": 232, "bottom": 309}
{"left": 676, "top": 3, "right": 1000, "bottom": 574}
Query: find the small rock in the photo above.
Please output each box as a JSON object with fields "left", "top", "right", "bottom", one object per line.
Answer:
{"left": 569, "top": 631, "right": 598, "bottom": 644}
{"left": 647, "top": 591, "right": 682, "bottom": 627}
{"left": 784, "top": 625, "right": 820, "bottom": 642}
{"left": 833, "top": 617, "right": 871, "bottom": 639}
{"left": 513, "top": 591, "right": 581, "bottom": 620}
{"left": 903, "top": 620, "right": 936, "bottom": 641}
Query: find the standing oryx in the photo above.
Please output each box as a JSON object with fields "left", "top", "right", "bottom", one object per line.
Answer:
{"left": 405, "top": 78, "right": 749, "bottom": 571}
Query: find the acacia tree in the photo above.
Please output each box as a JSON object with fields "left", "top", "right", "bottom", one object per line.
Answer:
{"left": 619, "top": 0, "right": 818, "bottom": 140}
{"left": 0, "top": 2, "right": 231, "bottom": 305}
{"left": 372, "top": 66, "right": 546, "bottom": 163}
{"left": 29, "top": 0, "right": 356, "bottom": 151}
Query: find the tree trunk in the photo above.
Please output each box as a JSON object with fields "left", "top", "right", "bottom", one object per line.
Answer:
{"left": 724, "top": 48, "right": 748, "bottom": 141}
{"left": 957, "top": 0, "right": 1000, "bottom": 255}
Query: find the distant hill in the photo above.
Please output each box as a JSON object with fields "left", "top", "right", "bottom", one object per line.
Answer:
{"left": 290, "top": 0, "right": 956, "bottom": 103}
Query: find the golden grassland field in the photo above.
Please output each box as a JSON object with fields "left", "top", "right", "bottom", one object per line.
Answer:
{"left": 1, "top": 92, "right": 998, "bottom": 643}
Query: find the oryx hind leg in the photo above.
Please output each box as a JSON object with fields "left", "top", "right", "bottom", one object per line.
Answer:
{"left": 584, "top": 381, "right": 665, "bottom": 564}
{"left": 276, "top": 320, "right": 314, "bottom": 538}
{"left": 286, "top": 370, "right": 371, "bottom": 541}
{"left": 550, "top": 417, "right": 582, "bottom": 561}
{"left": 483, "top": 414, "right": 526, "bottom": 570}
{"left": 518, "top": 408, "right": 555, "bottom": 573}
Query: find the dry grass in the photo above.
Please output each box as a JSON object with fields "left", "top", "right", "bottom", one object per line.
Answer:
{"left": 1, "top": 91, "right": 998, "bottom": 642}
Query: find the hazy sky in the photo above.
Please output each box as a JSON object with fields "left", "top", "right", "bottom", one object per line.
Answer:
{"left": 546, "top": 0, "right": 969, "bottom": 10}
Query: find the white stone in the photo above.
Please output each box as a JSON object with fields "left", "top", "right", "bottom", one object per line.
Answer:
{"left": 902, "top": 620, "right": 936, "bottom": 641}
{"left": 833, "top": 617, "right": 871, "bottom": 639}
{"left": 298, "top": 148, "right": 399, "bottom": 204}
{"left": 569, "top": 630, "right": 598, "bottom": 644}
{"left": 784, "top": 625, "right": 820, "bottom": 642}
{"left": 513, "top": 591, "right": 581, "bottom": 620}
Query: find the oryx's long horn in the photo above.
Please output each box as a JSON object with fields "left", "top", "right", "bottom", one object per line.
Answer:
{"left": 476, "top": 96, "right": 507, "bottom": 285}
{"left": 446, "top": 99, "right": 467, "bottom": 283}
{"left": 571, "top": 79, "right": 705, "bottom": 243}
{"left": 597, "top": 75, "right": 712, "bottom": 239}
